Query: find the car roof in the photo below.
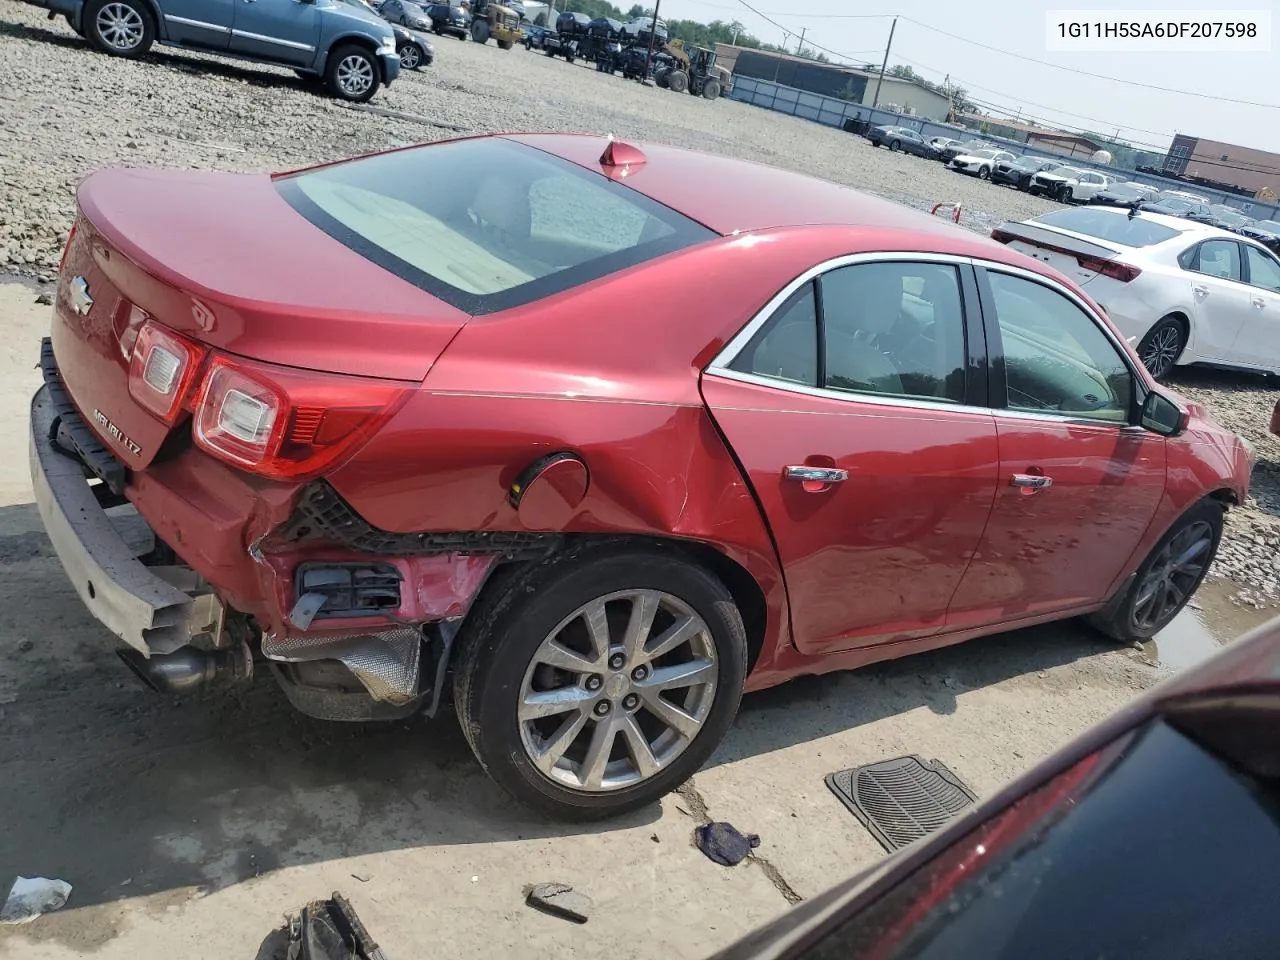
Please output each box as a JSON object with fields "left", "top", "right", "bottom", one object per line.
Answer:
{"left": 503, "top": 133, "right": 1009, "bottom": 243}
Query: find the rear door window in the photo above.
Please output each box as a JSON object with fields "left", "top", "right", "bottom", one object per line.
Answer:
{"left": 1245, "top": 245, "right": 1280, "bottom": 293}
{"left": 1190, "top": 239, "right": 1242, "bottom": 281}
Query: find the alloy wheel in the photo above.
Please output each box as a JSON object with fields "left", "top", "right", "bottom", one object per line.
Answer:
{"left": 336, "top": 55, "right": 374, "bottom": 96}
{"left": 1141, "top": 324, "right": 1182, "bottom": 378}
{"left": 518, "top": 589, "right": 718, "bottom": 792}
{"left": 399, "top": 44, "right": 420, "bottom": 68}
{"left": 1132, "top": 520, "right": 1214, "bottom": 631}
{"left": 96, "top": 2, "right": 145, "bottom": 50}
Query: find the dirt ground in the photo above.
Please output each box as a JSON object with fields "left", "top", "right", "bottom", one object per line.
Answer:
{"left": 1, "top": 277, "right": 1273, "bottom": 958}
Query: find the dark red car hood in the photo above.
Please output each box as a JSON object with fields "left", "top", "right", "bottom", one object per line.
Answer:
{"left": 76, "top": 167, "right": 471, "bottom": 381}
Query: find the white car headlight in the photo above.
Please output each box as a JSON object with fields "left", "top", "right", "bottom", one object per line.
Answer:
{"left": 377, "top": 36, "right": 397, "bottom": 55}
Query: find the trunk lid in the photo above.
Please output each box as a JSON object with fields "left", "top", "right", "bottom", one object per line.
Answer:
{"left": 991, "top": 221, "right": 1123, "bottom": 287}
{"left": 51, "top": 168, "right": 470, "bottom": 468}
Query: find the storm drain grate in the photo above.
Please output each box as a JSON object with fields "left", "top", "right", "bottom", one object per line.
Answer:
{"left": 825, "top": 755, "right": 978, "bottom": 853}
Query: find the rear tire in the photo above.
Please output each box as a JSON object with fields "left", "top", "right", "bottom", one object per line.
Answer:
{"left": 702, "top": 78, "right": 720, "bottom": 99}
{"left": 84, "top": 0, "right": 154, "bottom": 57}
{"left": 1136, "top": 315, "right": 1187, "bottom": 380}
{"left": 1089, "top": 499, "right": 1223, "bottom": 642}
{"left": 498, "top": 38, "right": 512, "bottom": 50}
{"left": 978, "top": 165, "right": 991, "bottom": 180}
{"left": 889, "top": 139, "right": 900, "bottom": 152}
{"left": 666, "top": 69, "right": 688, "bottom": 93}
{"left": 453, "top": 543, "right": 748, "bottom": 820}
{"left": 471, "top": 19, "right": 490, "bottom": 43}
{"left": 324, "top": 43, "right": 380, "bottom": 102}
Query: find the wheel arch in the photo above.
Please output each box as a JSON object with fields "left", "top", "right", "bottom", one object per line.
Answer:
{"left": 465, "top": 534, "right": 771, "bottom": 677}
{"left": 318, "top": 33, "right": 380, "bottom": 73}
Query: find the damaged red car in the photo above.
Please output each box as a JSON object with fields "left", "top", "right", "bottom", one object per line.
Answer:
{"left": 30, "top": 134, "right": 1254, "bottom": 818}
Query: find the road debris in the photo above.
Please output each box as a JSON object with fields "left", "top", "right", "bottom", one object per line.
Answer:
{"left": 282, "top": 892, "right": 387, "bottom": 959}
{"left": 525, "top": 882, "right": 592, "bottom": 924}
{"left": 1, "top": 876, "right": 72, "bottom": 924}
{"left": 694, "top": 822, "right": 760, "bottom": 867}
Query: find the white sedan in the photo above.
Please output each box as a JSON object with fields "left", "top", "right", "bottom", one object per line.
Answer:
{"left": 992, "top": 205, "right": 1280, "bottom": 378}
{"left": 947, "top": 148, "right": 1015, "bottom": 179}
{"left": 1028, "top": 166, "right": 1112, "bottom": 203}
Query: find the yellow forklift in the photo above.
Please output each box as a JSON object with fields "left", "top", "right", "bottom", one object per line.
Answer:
{"left": 466, "top": 0, "right": 522, "bottom": 49}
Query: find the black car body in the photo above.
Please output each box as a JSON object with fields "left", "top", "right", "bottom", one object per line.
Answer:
{"left": 425, "top": 1, "right": 468, "bottom": 37}
{"left": 1185, "top": 203, "right": 1254, "bottom": 232}
{"left": 1089, "top": 183, "right": 1159, "bottom": 207}
{"left": 391, "top": 22, "right": 433, "bottom": 66}
{"left": 1138, "top": 196, "right": 1207, "bottom": 218}
{"left": 939, "top": 139, "right": 994, "bottom": 163}
{"left": 1238, "top": 219, "right": 1280, "bottom": 253}
{"left": 990, "top": 156, "right": 1060, "bottom": 189}
{"left": 867, "top": 126, "right": 938, "bottom": 158}
{"left": 711, "top": 618, "right": 1280, "bottom": 960}
{"left": 380, "top": 0, "right": 431, "bottom": 30}
{"left": 543, "top": 10, "right": 588, "bottom": 58}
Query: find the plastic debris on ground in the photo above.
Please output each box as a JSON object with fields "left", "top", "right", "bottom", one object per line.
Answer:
{"left": 525, "top": 882, "right": 592, "bottom": 924}
{"left": 280, "top": 892, "right": 388, "bottom": 960}
{"left": 1, "top": 876, "right": 73, "bottom": 924}
{"left": 694, "top": 821, "right": 760, "bottom": 866}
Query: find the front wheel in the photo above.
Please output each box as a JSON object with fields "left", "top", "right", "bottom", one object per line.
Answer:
{"left": 889, "top": 139, "right": 900, "bottom": 152}
{"left": 453, "top": 544, "right": 748, "bottom": 820}
{"left": 1136, "top": 315, "right": 1187, "bottom": 380}
{"left": 85, "top": 0, "right": 154, "bottom": 57}
{"left": 498, "top": 38, "right": 512, "bottom": 50}
{"left": 325, "top": 44, "right": 380, "bottom": 102}
{"left": 397, "top": 42, "right": 421, "bottom": 69}
{"left": 702, "top": 78, "right": 721, "bottom": 99}
{"left": 471, "top": 19, "right": 490, "bottom": 43}
{"left": 666, "top": 69, "right": 688, "bottom": 93}
{"left": 1089, "top": 499, "right": 1223, "bottom": 642}
{"left": 1059, "top": 186, "right": 1074, "bottom": 203}
{"left": 978, "top": 165, "right": 991, "bottom": 180}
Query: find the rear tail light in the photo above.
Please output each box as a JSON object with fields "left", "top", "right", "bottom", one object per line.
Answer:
{"left": 1076, "top": 255, "right": 1142, "bottom": 282}
{"left": 192, "top": 355, "right": 410, "bottom": 481}
{"left": 128, "top": 321, "right": 208, "bottom": 424}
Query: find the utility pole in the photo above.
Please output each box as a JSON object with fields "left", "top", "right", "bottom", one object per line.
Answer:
{"left": 797, "top": 26, "right": 806, "bottom": 58}
{"left": 870, "top": 16, "right": 897, "bottom": 110}
{"left": 640, "top": 0, "right": 661, "bottom": 86}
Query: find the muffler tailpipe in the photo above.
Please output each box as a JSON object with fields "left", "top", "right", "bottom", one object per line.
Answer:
{"left": 118, "top": 643, "right": 253, "bottom": 695}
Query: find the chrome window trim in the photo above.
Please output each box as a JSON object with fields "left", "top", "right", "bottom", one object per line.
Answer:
{"left": 707, "top": 250, "right": 978, "bottom": 373}
{"left": 705, "top": 250, "right": 1151, "bottom": 430}
{"left": 706, "top": 366, "right": 994, "bottom": 419}
{"left": 165, "top": 13, "right": 231, "bottom": 32}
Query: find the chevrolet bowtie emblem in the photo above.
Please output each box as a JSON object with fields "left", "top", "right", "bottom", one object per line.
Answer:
{"left": 69, "top": 276, "right": 94, "bottom": 316}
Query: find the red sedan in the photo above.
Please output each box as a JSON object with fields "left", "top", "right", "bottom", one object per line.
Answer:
{"left": 29, "top": 134, "right": 1253, "bottom": 818}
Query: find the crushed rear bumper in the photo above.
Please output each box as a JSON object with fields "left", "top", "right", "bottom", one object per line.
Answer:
{"left": 29, "top": 359, "right": 224, "bottom": 657}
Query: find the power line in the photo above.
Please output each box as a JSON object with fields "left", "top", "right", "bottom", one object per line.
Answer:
{"left": 729, "top": 3, "right": 1280, "bottom": 109}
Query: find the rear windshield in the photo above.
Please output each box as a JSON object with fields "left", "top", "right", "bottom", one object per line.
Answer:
{"left": 1033, "top": 207, "right": 1185, "bottom": 247}
{"left": 275, "top": 138, "right": 716, "bottom": 315}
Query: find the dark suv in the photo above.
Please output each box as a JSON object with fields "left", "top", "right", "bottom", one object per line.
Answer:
{"left": 426, "top": 1, "right": 469, "bottom": 38}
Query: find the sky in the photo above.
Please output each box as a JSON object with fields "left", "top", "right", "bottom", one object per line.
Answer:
{"left": 660, "top": 0, "right": 1280, "bottom": 156}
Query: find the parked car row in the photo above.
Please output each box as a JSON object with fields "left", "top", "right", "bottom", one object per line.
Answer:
{"left": 19, "top": 0, "right": 547, "bottom": 100}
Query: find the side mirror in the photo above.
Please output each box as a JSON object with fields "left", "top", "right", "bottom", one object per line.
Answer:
{"left": 1141, "top": 390, "right": 1190, "bottom": 436}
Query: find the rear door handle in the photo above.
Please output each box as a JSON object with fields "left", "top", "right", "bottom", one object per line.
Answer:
{"left": 1010, "top": 474, "right": 1053, "bottom": 490}
{"left": 1192, "top": 284, "right": 1209, "bottom": 298}
{"left": 784, "top": 465, "right": 848, "bottom": 483}
{"left": 1253, "top": 296, "right": 1266, "bottom": 309}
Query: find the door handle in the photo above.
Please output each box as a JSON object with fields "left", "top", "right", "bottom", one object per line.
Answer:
{"left": 784, "top": 465, "right": 849, "bottom": 484}
{"left": 1253, "top": 297, "right": 1266, "bottom": 309}
{"left": 1192, "top": 284, "right": 1208, "bottom": 298}
{"left": 1010, "top": 474, "right": 1053, "bottom": 490}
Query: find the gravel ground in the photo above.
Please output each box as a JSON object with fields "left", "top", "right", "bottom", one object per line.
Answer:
{"left": 0, "top": 0, "right": 1276, "bottom": 611}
